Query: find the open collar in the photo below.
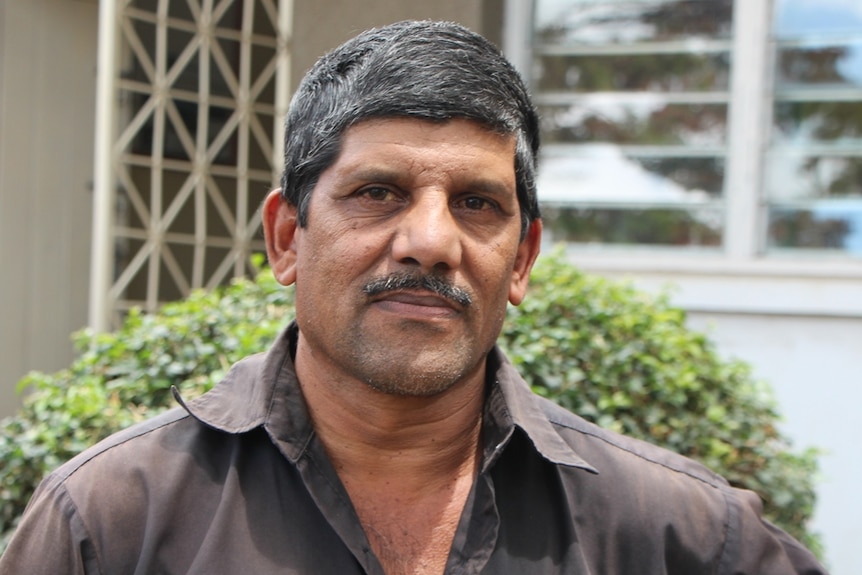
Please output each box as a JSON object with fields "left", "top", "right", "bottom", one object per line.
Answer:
{"left": 481, "top": 347, "right": 597, "bottom": 474}
{"left": 177, "top": 322, "right": 596, "bottom": 473}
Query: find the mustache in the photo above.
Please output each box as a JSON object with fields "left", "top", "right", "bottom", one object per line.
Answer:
{"left": 363, "top": 272, "right": 473, "bottom": 307}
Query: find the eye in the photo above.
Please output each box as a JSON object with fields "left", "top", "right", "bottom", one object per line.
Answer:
{"left": 357, "top": 186, "right": 398, "bottom": 202}
{"left": 460, "top": 196, "right": 496, "bottom": 211}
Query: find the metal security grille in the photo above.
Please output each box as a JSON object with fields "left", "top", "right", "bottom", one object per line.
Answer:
{"left": 90, "top": 0, "right": 292, "bottom": 330}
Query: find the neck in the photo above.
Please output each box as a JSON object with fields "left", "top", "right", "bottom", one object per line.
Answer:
{"left": 294, "top": 336, "right": 486, "bottom": 490}
{"left": 294, "top": 334, "right": 488, "bottom": 574}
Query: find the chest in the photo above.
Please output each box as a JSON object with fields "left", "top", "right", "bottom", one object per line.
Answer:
{"left": 346, "top": 485, "right": 469, "bottom": 575}
{"left": 86, "top": 430, "right": 716, "bottom": 575}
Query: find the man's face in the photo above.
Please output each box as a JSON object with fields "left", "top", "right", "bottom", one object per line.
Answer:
{"left": 264, "top": 118, "right": 541, "bottom": 396}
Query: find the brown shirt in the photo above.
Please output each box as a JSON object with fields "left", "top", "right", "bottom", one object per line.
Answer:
{"left": 0, "top": 324, "right": 827, "bottom": 574}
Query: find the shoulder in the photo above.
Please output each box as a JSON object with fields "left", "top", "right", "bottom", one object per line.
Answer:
{"left": 52, "top": 407, "right": 195, "bottom": 483}
{"left": 37, "top": 406, "right": 226, "bottom": 524}
{"left": 536, "top": 395, "right": 728, "bottom": 489}
{"left": 2, "top": 408, "right": 213, "bottom": 572}
{"left": 526, "top": 395, "right": 737, "bottom": 553}
{"left": 529, "top": 396, "right": 827, "bottom": 574}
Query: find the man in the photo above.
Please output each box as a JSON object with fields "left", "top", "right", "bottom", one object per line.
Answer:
{"left": 0, "top": 20, "right": 826, "bottom": 575}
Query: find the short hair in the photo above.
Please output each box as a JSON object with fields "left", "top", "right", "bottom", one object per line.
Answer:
{"left": 279, "top": 20, "right": 541, "bottom": 238}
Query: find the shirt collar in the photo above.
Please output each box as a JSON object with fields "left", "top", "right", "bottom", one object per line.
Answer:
{"left": 174, "top": 324, "right": 315, "bottom": 462}
{"left": 482, "top": 347, "right": 597, "bottom": 473}
{"left": 177, "top": 323, "right": 596, "bottom": 472}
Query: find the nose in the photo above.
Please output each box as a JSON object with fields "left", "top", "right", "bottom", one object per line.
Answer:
{"left": 390, "top": 191, "right": 462, "bottom": 272}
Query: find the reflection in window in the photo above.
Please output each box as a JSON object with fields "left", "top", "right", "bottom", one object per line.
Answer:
{"left": 539, "top": 147, "right": 723, "bottom": 203}
{"left": 535, "top": 53, "right": 731, "bottom": 92}
{"left": 766, "top": 0, "right": 862, "bottom": 254}
{"left": 542, "top": 205, "right": 723, "bottom": 246}
{"left": 776, "top": 44, "right": 862, "bottom": 89}
{"left": 768, "top": 155, "right": 862, "bottom": 200}
{"left": 540, "top": 102, "right": 728, "bottom": 146}
{"left": 533, "top": 0, "right": 732, "bottom": 248}
{"left": 774, "top": 0, "right": 862, "bottom": 36}
{"left": 767, "top": 205, "right": 862, "bottom": 253}
{"left": 774, "top": 102, "right": 862, "bottom": 143}
{"left": 534, "top": 0, "right": 733, "bottom": 44}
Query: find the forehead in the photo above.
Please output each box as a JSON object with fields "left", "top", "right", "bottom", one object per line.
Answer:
{"left": 327, "top": 117, "right": 518, "bottom": 185}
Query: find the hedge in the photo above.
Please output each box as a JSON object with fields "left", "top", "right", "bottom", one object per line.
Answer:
{"left": 0, "top": 251, "right": 821, "bottom": 555}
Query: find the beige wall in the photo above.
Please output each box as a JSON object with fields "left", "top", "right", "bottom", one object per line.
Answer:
{"left": 291, "top": 0, "right": 504, "bottom": 89}
{"left": 0, "top": 0, "right": 98, "bottom": 415}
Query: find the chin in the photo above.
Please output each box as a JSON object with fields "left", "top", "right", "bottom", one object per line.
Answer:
{"left": 357, "top": 354, "right": 478, "bottom": 398}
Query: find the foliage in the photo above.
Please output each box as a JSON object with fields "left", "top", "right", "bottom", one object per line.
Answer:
{"left": 0, "top": 251, "right": 821, "bottom": 556}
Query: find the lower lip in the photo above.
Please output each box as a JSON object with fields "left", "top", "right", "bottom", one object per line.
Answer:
{"left": 372, "top": 299, "right": 459, "bottom": 319}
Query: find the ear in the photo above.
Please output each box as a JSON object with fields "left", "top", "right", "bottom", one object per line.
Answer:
{"left": 508, "top": 219, "right": 542, "bottom": 306}
{"left": 262, "top": 189, "right": 299, "bottom": 286}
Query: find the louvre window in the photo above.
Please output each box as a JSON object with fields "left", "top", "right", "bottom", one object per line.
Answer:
{"left": 531, "top": 0, "right": 862, "bottom": 257}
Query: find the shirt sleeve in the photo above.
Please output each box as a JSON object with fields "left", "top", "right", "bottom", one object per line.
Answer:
{"left": 0, "top": 474, "right": 101, "bottom": 575}
{"left": 719, "top": 486, "right": 828, "bottom": 575}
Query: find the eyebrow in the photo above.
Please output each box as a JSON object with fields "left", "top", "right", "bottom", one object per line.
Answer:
{"left": 339, "top": 167, "right": 404, "bottom": 186}
{"left": 463, "top": 177, "right": 515, "bottom": 199}
{"left": 338, "top": 166, "right": 516, "bottom": 199}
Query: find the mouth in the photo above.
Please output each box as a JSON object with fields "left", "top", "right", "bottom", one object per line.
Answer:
{"left": 369, "top": 290, "right": 463, "bottom": 319}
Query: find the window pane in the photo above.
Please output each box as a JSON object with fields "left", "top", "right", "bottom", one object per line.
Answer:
{"left": 767, "top": 0, "right": 862, "bottom": 255}
{"left": 767, "top": 204, "right": 862, "bottom": 253}
{"left": 535, "top": 0, "right": 734, "bottom": 45}
{"left": 539, "top": 102, "right": 727, "bottom": 146}
{"left": 541, "top": 205, "right": 723, "bottom": 246}
{"left": 535, "top": 52, "right": 731, "bottom": 92}
{"left": 775, "top": 0, "right": 862, "bottom": 37}
{"left": 539, "top": 150, "right": 724, "bottom": 202}
{"left": 767, "top": 154, "right": 862, "bottom": 199}
{"left": 773, "top": 102, "right": 862, "bottom": 143}
{"left": 776, "top": 43, "right": 862, "bottom": 89}
{"left": 533, "top": 0, "right": 733, "bottom": 250}
{"left": 639, "top": 157, "right": 725, "bottom": 197}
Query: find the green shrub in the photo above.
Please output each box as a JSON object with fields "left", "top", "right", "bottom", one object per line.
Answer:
{"left": 0, "top": 251, "right": 821, "bottom": 556}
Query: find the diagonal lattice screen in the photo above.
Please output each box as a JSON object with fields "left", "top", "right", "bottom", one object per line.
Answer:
{"left": 100, "top": 0, "right": 290, "bottom": 326}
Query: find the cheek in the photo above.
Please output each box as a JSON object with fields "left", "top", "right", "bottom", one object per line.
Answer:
{"left": 329, "top": 226, "right": 392, "bottom": 272}
{"left": 474, "top": 252, "right": 518, "bottom": 307}
{"left": 480, "top": 240, "right": 519, "bottom": 280}
{"left": 298, "top": 228, "right": 384, "bottom": 294}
